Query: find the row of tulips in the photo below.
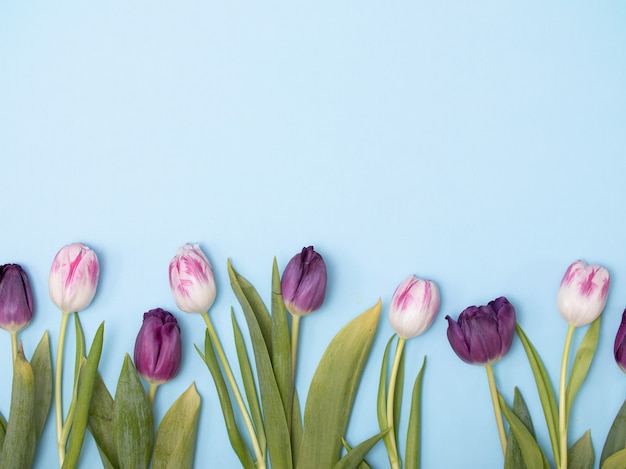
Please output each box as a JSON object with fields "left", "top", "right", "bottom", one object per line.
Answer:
{"left": 0, "top": 243, "right": 625, "bottom": 468}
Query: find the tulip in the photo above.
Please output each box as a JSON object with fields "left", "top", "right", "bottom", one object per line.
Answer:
{"left": 134, "top": 308, "right": 182, "bottom": 386}
{"left": 281, "top": 246, "right": 327, "bottom": 317}
{"left": 557, "top": 260, "right": 610, "bottom": 327}
{"left": 169, "top": 243, "right": 216, "bottom": 314}
{"left": 445, "top": 296, "right": 516, "bottom": 366}
{"left": 49, "top": 243, "right": 99, "bottom": 313}
{"left": 614, "top": 310, "right": 626, "bottom": 373}
{"left": 0, "top": 264, "right": 34, "bottom": 333}
{"left": 388, "top": 275, "right": 440, "bottom": 339}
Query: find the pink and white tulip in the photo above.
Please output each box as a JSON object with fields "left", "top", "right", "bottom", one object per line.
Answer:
{"left": 49, "top": 243, "right": 99, "bottom": 313}
{"left": 557, "top": 260, "right": 610, "bottom": 327}
{"left": 169, "top": 243, "right": 216, "bottom": 314}
{"left": 388, "top": 275, "right": 440, "bottom": 339}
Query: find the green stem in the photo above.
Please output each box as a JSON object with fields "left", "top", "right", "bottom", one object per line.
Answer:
{"left": 55, "top": 311, "right": 71, "bottom": 466}
{"left": 559, "top": 325, "right": 576, "bottom": 469}
{"left": 386, "top": 337, "right": 406, "bottom": 469}
{"left": 201, "top": 312, "right": 266, "bottom": 469}
{"left": 10, "top": 331, "right": 18, "bottom": 363}
{"left": 485, "top": 365, "right": 507, "bottom": 456}
{"left": 291, "top": 315, "right": 301, "bottom": 389}
{"left": 148, "top": 382, "right": 158, "bottom": 406}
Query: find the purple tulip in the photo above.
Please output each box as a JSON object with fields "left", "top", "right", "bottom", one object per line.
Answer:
{"left": 614, "top": 309, "right": 626, "bottom": 373}
{"left": 169, "top": 243, "right": 216, "bottom": 314}
{"left": 134, "top": 308, "right": 182, "bottom": 385}
{"left": 388, "top": 275, "right": 440, "bottom": 339}
{"left": 48, "top": 243, "right": 99, "bottom": 313}
{"left": 557, "top": 260, "right": 610, "bottom": 327}
{"left": 281, "top": 246, "right": 327, "bottom": 317}
{"left": 445, "top": 297, "right": 516, "bottom": 366}
{"left": 0, "top": 264, "right": 34, "bottom": 333}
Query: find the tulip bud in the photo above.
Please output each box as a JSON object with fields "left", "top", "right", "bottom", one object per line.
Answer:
{"left": 388, "top": 275, "right": 440, "bottom": 339}
{"left": 169, "top": 243, "right": 216, "bottom": 314}
{"left": 0, "top": 264, "right": 34, "bottom": 333}
{"left": 134, "top": 308, "right": 182, "bottom": 385}
{"left": 49, "top": 243, "right": 99, "bottom": 313}
{"left": 445, "top": 297, "right": 516, "bottom": 366}
{"left": 281, "top": 246, "right": 327, "bottom": 317}
{"left": 557, "top": 260, "right": 610, "bottom": 327}
{"left": 614, "top": 310, "right": 626, "bottom": 373}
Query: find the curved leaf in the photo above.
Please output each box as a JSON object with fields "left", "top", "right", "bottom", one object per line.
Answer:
{"left": 602, "top": 448, "right": 626, "bottom": 469}
{"left": 568, "top": 430, "right": 594, "bottom": 469}
{"left": 406, "top": 357, "right": 426, "bottom": 469}
{"left": 333, "top": 430, "right": 388, "bottom": 469}
{"left": 505, "top": 388, "right": 536, "bottom": 469}
{"left": 88, "top": 373, "right": 117, "bottom": 469}
{"left": 31, "top": 331, "right": 52, "bottom": 442}
{"left": 601, "top": 397, "right": 626, "bottom": 466}
{"left": 566, "top": 318, "right": 600, "bottom": 422}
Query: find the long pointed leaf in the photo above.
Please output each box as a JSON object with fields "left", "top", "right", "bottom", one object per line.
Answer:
{"left": 516, "top": 324, "right": 560, "bottom": 467}
{"left": 393, "top": 341, "right": 405, "bottom": 439}
{"left": 31, "top": 331, "right": 52, "bottom": 441}
{"left": 297, "top": 300, "right": 382, "bottom": 469}
{"left": 340, "top": 439, "right": 373, "bottom": 469}
{"left": 505, "top": 388, "right": 536, "bottom": 469}
{"left": 291, "top": 390, "right": 303, "bottom": 468}
{"left": 568, "top": 430, "right": 594, "bottom": 469}
{"left": 602, "top": 448, "right": 626, "bottom": 469}
{"left": 271, "top": 258, "right": 292, "bottom": 425}
{"left": 566, "top": 317, "right": 601, "bottom": 421}
{"left": 406, "top": 356, "right": 426, "bottom": 469}
{"left": 333, "top": 430, "right": 388, "bottom": 469}
{"left": 601, "top": 397, "right": 626, "bottom": 466}
{"left": 377, "top": 336, "right": 395, "bottom": 435}
{"left": 88, "top": 373, "right": 117, "bottom": 469}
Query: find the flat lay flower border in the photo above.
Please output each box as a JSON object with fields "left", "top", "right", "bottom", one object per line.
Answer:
{"left": 0, "top": 243, "right": 624, "bottom": 469}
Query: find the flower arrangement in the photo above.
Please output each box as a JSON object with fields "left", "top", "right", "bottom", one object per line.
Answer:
{"left": 0, "top": 244, "right": 624, "bottom": 468}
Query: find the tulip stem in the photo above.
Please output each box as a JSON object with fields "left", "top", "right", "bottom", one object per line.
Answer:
{"left": 559, "top": 324, "right": 576, "bottom": 469}
{"left": 291, "top": 315, "right": 301, "bottom": 389}
{"left": 201, "top": 312, "right": 265, "bottom": 468}
{"left": 10, "top": 332, "right": 18, "bottom": 363}
{"left": 55, "top": 311, "right": 70, "bottom": 466}
{"left": 385, "top": 336, "right": 405, "bottom": 469}
{"left": 148, "top": 382, "right": 158, "bottom": 406}
{"left": 485, "top": 365, "right": 507, "bottom": 456}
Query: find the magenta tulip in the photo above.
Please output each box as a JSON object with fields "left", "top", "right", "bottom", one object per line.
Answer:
{"left": 388, "top": 275, "right": 440, "bottom": 339}
{"left": 169, "top": 243, "right": 216, "bottom": 314}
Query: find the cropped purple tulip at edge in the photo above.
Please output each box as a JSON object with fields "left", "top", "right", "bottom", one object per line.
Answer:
{"left": 134, "top": 308, "right": 182, "bottom": 385}
{"left": 0, "top": 264, "right": 34, "bottom": 333}
{"left": 281, "top": 246, "right": 327, "bottom": 317}
{"left": 388, "top": 274, "right": 440, "bottom": 339}
{"left": 614, "top": 309, "right": 626, "bottom": 373}
{"left": 445, "top": 297, "right": 516, "bottom": 366}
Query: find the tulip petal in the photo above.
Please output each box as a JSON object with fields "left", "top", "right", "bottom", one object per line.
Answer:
{"left": 445, "top": 315, "right": 472, "bottom": 364}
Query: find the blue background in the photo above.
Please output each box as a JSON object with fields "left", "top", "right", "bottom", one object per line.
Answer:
{"left": 1, "top": 1, "right": 626, "bottom": 467}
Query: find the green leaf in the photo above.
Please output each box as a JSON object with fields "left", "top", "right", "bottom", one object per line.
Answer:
{"left": 291, "top": 390, "right": 303, "bottom": 468}
{"left": 333, "top": 430, "right": 388, "bottom": 469}
{"left": 393, "top": 340, "right": 405, "bottom": 439}
{"left": 0, "top": 412, "right": 7, "bottom": 452}
{"left": 568, "top": 430, "right": 594, "bottom": 469}
{"left": 566, "top": 317, "right": 600, "bottom": 422}
{"left": 229, "top": 260, "right": 292, "bottom": 469}
{"left": 602, "top": 448, "right": 626, "bottom": 469}
{"left": 505, "top": 388, "right": 536, "bottom": 469}
{"left": 74, "top": 313, "right": 86, "bottom": 380}
{"left": 377, "top": 336, "right": 395, "bottom": 434}
{"left": 31, "top": 331, "right": 53, "bottom": 442}
{"left": 516, "top": 324, "right": 560, "bottom": 467}
{"left": 297, "top": 300, "right": 382, "bottom": 469}
{"left": 340, "top": 439, "right": 373, "bottom": 469}
{"left": 271, "top": 258, "right": 292, "bottom": 425}
{"left": 198, "top": 333, "right": 255, "bottom": 469}
{"left": 601, "top": 397, "right": 626, "bottom": 466}
{"left": 88, "top": 373, "right": 117, "bottom": 469}
{"left": 0, "top": 347, "right": 35, "bottom": 469}
{"left": 232, "top": 312, "right": 266, "bottom": 455}
{"left": 153, "top": 382, "right": 201, "bottom": 469}
{"left": 112, "top": 354, "right": 153, "bottom": 469}
{"left": 499, "top": 394, "right": 549, "bottom": 469}
{"left": 406, "top": 357, "right": 426, "bottom": 469}
{"left": 63, "top": 321, "right": 105, "bottom": 469}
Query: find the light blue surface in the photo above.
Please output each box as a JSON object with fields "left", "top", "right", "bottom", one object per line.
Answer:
{"left": 1, "top": 1, "right": 626, "bottom": 467}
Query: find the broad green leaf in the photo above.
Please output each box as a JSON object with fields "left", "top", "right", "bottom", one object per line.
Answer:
{"left": 63, "top": 322, "right": 105, "bottom": 469}
{"left": 406, "top": 357, "right": 426, "bottom": 469}
{"left": 31, "top": 331, "right": 52, "bottom": 441}
{"left": 198, "top": 333, "right": 255, "bottom": 469}
{"left": 0, "top": 347, "right": 35, "bottom": 469}
{"left": 568, "top": 430, "right": 594, "bottom": 469}
{"left": 153, "top": 383, "right": 201, "bottom": 469}
{"left": 88, "top": 373, "right": 117, "bottom": 469}
{"left": 271, "top": 258, "right": 292, "bottom": 426}
{"left": 505, "top": 388, "right": 536, "bottom": 469}
{"left": 602, "top": 448, "right": 626, "bottom": 469}
{"left": 112, "top": 354, "right": 153, "bottom": 469}
{"left": 229, "top": 261, "right": 292, "bottom": 469}
{"left": 601, "top": 397, "right": 626, "bottom": 466}
{"left": 297, "top": 300, "right": 382, "bottom": 469}
{"left": 232, "top": 312, "right": 266, "bottom": 456}
{"left": 516, "top": 324, "right": 560, "bottom": 467}
{"left": 340, "top": 439, "right": 373, "bottom": 469}
{"left": 499, "top": 394, "right": 549, "bottom": 469}
{"left": 291, "top": 390, "right": 303, "bottom": 468}
{"left": 333, "top": 430, "right": 388, "bottom": 469}
{"left": 566, "top": 318, "right": 600, "bottom": 422}
{"left": 229, "top": 259, "right": 273, "bottom": 356}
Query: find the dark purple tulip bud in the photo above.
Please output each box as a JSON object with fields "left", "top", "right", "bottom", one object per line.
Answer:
{"left": 0, "top": 264, "right": 34, "bottom": 333}
{"left": 281, "top": 246, "right": 327, "bottom": 317}
{"left": 445, "top": 296, "right": 516, "bottom": 366}
{"left": 614, "top": 309, "right": 626, "bottom": 373}
{"left": 134, "top": 308, "right": 182, "bottom": 385}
